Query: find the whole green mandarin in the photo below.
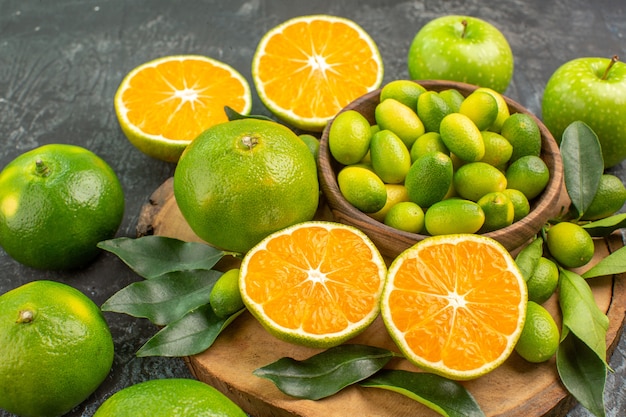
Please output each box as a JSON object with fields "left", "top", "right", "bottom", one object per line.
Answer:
{"left": 439, "top": 113, "right": 485, "bottom": 162}
{"left": 384, "top": 201, "right": 425, "bottom": 234}
{"left": 502, "top": 189, "right": 531, "bottom": 222}
{"left": 480, "top": 131, "right": 513, "bottom": 167}
{"left": 546, "top": 222, "right": 594, "bottom": 268}
{"left": 580, "top": 174, "right": 626, "bottom": 220}
{"left": 375, "top": 98, "right": 425, "bottom": 149}
{"left": 410, "top": 132, "right": 449, "bottom": 163}
{"left": 424, "top": 198, "right": 485, "bottom": 235}
{"left": 405, "top": 151, "right": 453, "bottom": 208}
{"left": 526, "top": 257, "right": 559, "bottom": 304}
{"left": 438, "top": 88, "right": 465, "bottom": 112}
{"left": 459, "top": 90, "right": 499, "bottom": 131}
{"left": 505, "top": 155, "right": 550, "bottom": 200}
{"left": 370, "top": 129, "right": 412, "bottom": 184}
{"left": 475, "top": 87, "right": 511, "bottom": 132}
{"left": 500, "top": 113, "right": 542, "bottom": 162}
{"left": 477, "top": 191, "right": 514, "bottom": 232}
{"left": 338, "top": 165, "right": 387, "bottom": 213}
{"left": 417, "top": 90, "right": 453, "bottom": 132}
{"left": 380, "top": 80, "right": 426, "bottom": 110}
{"left": 453, "top": 161, "right": 507, "bottom": 202}
{"left": 210, "top": 268, "right": 245, "bottom": 318}
{"left": 515, "top": 301, "right": 560, "bottom": 363}
{"left": 328, "top": 110, "right": 372, "bottom": 165}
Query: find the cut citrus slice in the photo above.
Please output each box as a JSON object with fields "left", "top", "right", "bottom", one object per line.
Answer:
{"left": 114, "top": 55, "right": 252, "bottom": 162}
{"left": 251, "top": 15, "right": 384, "bottom": 131}
{"left": 382, "top": 234, "right": 527, "bottom": 380}
{"left": 240, "top": 221, "right": 387, "bottom": 348}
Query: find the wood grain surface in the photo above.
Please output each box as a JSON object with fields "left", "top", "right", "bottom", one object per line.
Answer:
{"left": 137, "top": 178, "right": 626, "bottom": 417}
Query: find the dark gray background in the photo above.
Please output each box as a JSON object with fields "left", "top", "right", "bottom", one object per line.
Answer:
{"left": 1, "top": 0, "right": 625, "bottom": 416}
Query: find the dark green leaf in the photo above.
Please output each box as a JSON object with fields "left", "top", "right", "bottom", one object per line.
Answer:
{"left": 515, "top": 236, "right": 543, "bottom": 281}
{"left": 361, "top": 369, "right": 486, "bottom": 417}
{"left": 225, "top": 106, "right": 274, "bottom": 122}
{"left": 98, "top": 236, "right": 228, "bottom": 279}
{"left": 560, "top": 121, "right": 604, "bottom": 217}
{"left": 559, "top": 269, "right": 609, "bottom": 364}
{"left": 136, "top": 304, "right": 245, "bottom": 357}
{"left": 583, "top": 245, "right": 626, "bottom": 278}
{"left": 101, "top": 269, "right": 221, "bottom": 326}
{"left": 253, "top": 344, "right": 394, "bottom": 400}
{"left": 557, "top": 329, "right": 607, "bottom": 417}
{"left": 582, "top": 213, "right": 626, "bottom": 237}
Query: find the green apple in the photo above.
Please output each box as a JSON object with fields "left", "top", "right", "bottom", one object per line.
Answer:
{"left": 542, "top": 56, "right": 626, "bottom": 168}
{"left": 407, "top": 15, "right": 514, "bottom": 93}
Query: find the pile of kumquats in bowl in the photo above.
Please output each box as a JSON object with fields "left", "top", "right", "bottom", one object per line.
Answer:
{"left": 318, "top": 79, "right": 564, "bottom": 259}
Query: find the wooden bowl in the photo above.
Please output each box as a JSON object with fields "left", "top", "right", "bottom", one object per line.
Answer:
{"left": 318, "top": 80, "right": 564, "bottom": 259}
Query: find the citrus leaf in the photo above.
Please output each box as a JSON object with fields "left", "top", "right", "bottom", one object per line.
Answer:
{"left": 224, "top": 106, "right": 274, "bottom": 122}
{"left": 136, "top": 304, "right": 244, "bottom": 357}
{"left": 557, "top": 329, "right": 607, "bottom": 417}
{"left": 253, "top": 344, "right": 394, "bottom": 400}
{"left": 515, "top": 236, "right": 543, "bottom": 281}
{"left": 361, "top": 369, "right": 486, "bottom": 417}
{"left": 98, "top": 236, "right": 228, "bottom": 279}
{"left": 582, "top": 245, "right": 626, "bottom": 279}
{"left": 558, "top": 269, "right": 609, "bottom": 364}
{"left": 559, "top": 121, "right": 603, "bottom": 217}
{"left": 101, "top": 269, "right": 221, "bottom": 326}
{"left": 582, "top": 213, "right": 626, "bottom": 237}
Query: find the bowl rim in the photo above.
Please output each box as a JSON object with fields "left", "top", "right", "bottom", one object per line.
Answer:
{"left": 318, "top": 79, "right": 564, "bottom": 256}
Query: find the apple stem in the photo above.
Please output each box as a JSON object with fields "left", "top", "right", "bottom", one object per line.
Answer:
{"left": 461, "top": 19, "right": 468, "bottom": 38}
{"left": 601, "top": 55, "right": 619, "bottom": 80}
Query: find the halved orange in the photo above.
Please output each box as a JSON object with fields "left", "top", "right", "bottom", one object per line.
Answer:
{"left": 251, "top": 15, "right": 384, "bottom": 131}
{"left": 114, "top": 55, "right": 252, "bottom": 162}
{"left": 382, "top": 234, "right": 527, "bottom": 380}
{"left": 239, "top": 221, "right": 387, "bottom": 348}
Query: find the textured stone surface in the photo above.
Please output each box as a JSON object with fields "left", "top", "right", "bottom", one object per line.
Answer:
{"left": 0, "top": 0, "right": 625, "bottom": 416}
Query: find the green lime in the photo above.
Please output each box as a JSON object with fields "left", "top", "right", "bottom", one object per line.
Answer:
{"left": 299, "top": 134, "right": 320, "bottom": 160}
{"left": 438, "top": 88, "right": 465, "bottom": 113}
{"left": 405, "top": 151, "right": 453, "bottom": 208}
{"left": 502, "top": 189, "right": 531, "bottom": 222}
{"left": 580, "top": 174, "right": 626, "bottom": 220}
{"left": 0, "top": 280, "right": 114, "bottom": 417}
{"left": 480, "top": 131, "right": 513, "bottom": 167}
{"left": 417, "top": 90, "right": 453, "bottom": 132}
{"left": 477, "top": 191, "right": 515, "bottom": 232}
{"left": 515, "top": 301, "right": 560, "bottom": 363}
{"left": 475, "top": 87, "right": 511, "bottom": 132}
{"left": 210, "top": 268, "right": 245, "bottom": 318}
{"left": 546, "top": 222, "right": 594, "bottom": 268}
{"left": 384, "top": 201, "right": 425, "bottom": 234}
{"left": 505, "top": 155, "right": 550, "bottom": 200}
{"left": 459, "top": 90, "right": 499, "bottom": 131}
{"left": 526, "top": 257, "right": 559, "bottom": 304}
{"left": 328, "top": 110, "right": 372, "bottom": 165}
{"left": 500, "top": 113, "right": 542, "bottom": 162}
{"left": 370, "top": 129, "right": 412, "bottom": 184}
{"left": 375, "top": 98, "right": 425, "bottom": 149}
{"left": 368, "top": 184, "right": 410, "bottom": 222}
{"left": 424, "top": 198, "right": 485, "bottom": 235}
{"left": 439, "top": 113, "right": 485, "bottom": 162}
{"left": 0, "top": 144, "right": 125, "bottom": 270}
{"left": 93, "top": 378, "right": 247, "bottom": 417}
{"left": 410, "top": 132, "right": 449, "bottom": 163}
{"left": 453, "top": 161, "right": 507, "bottom": 202}
{"left": 380, "top": 80, "right": 426, "bottom": 110}
{"left": 338, "top": 165, "right": 387, "bottom": 213}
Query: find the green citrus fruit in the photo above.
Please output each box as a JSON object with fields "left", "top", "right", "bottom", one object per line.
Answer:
{"left": 438, "top": 88, "right": 465, "bottom": 113}
{"left": 515, "top": 301, "right": 560, "bottom": 363}
{"left": 370, "top": 129, "right": 412, "bottom": 184}
{"left": 338, "top": 165, "right": 387, "bottom": 213}
{"left": 405, "top": 151, "right": 453, "bottom": 208}
{"left": 375, "top": 98, "right": 425, "bottom": 149}
{"left": 502, "top": 189, "right": 531, "bottom": 222}
{"left": 546, "top": 222, "right": 595, "bottom": 268}
{"left": 480, "top": 131, "right": 513, "bottom": 167}
{"left": 210, "top": 268, "right": 245, "bottom": 318}
{"left": 380, "top": 80, "right": 426, "bottom": 110}
{"left": 475, "top": 87, "right": 511, "bottom": 132}
{"left": 328, "top": 110, "right": 372, "bottom": 165}
{"left": 505, "top": 155, "right": 550, "bottom": 200}
{"left": 299, "top": 134, "right": 320, "bottom": 160}
{"left": 526, "top": 257, "right": 559, "bottom": 304}
{"left": 417, "top": 90, "right": 453, "bottom": 132}
{"left": 368, "top": 184, "right": 410, "bottom": 222}
{"left": 174, "top": 118, "right": 319, "bottom": 254}
{"left": 424, "top": 198, "right": 485, "bottom": 235}
{"left": 410, "top": 132, "right": 449, "bottom": 162}
{"left": 0, "top": 144, "right": 125, "bottom": 270}
{"left": 439, "top": 113, "right": 485, "bottom": 162}
{"left": 453, "top": 161, "right": 507, "bottom": 202}
{"left": 0, "top": 280, "right": 114, "bottom": 417}
{"left": 93, "top": 378, "right": 247, "bottom": 417}
{"left": 500, "top": 113, "right": 542, "bottom": 162}
{"left": 459, "top": 90, "right": 499, "bottom": 131}
{"left": 384, "top": 201, "right": 425, "bottom": 234}
{"left": 477, "top": 191, "right": 515, "bottom": 232}
{"left": 580, "top": 174, "right": 626, "bottom": 220}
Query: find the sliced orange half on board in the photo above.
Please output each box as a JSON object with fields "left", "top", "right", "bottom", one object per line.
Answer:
{"left": 251, "top": 15, "right": 384, "bottom": 132}
{"left": 239, "top": 221, "right": 387, "bottom": 348}
{"left": 382, "top": 234, "right": 527, "bottom": 380}
{"left": 114, "top": 55, "right": 252, "bottom": 162}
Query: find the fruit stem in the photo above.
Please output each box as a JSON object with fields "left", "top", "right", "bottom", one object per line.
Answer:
{"left": 35, "top": 159, "right": 50, "bottom": 177}
{"left": 601, "top": 55, "right": 619, "bottom": 80}
{"left": 16, "top": 309, "right": 35, "bottom": 324}
{"left": 461, "top": 19, "right": 468, "bottom": 38}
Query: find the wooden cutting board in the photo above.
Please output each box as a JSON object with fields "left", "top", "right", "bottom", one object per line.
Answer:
{"left": 137, "top": 177, "right": 626, "bottom": 417}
